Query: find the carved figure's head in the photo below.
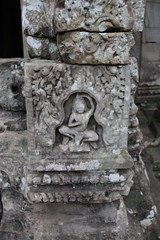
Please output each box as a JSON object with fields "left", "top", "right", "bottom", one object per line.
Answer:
{"left": 73, "top": 94, "right": 87, "bottom": 114}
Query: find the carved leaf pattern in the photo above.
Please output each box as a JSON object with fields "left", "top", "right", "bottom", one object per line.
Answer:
{"left": 55, "top": 0, "right": 133, "bottom": 32}
{"left": 28, "top": 64, "right": 128, "bottom": 149}
{"left": 30, "top": 65, "right": 73, "bottom": 142}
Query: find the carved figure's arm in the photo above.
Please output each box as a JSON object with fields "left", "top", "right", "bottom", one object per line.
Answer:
{"left": 83, "top": 95, "right": 94, "bottom": 115}
{"left": 68, "top": 114, "right": 81, "bottom": 127}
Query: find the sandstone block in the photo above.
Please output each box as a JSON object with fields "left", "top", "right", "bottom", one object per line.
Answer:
{"left": 26, "top": 36, "right": 60, "bottom": 60}
{"left": 55, "top": 0, "right": 134, "bottom": 32}
{"left": 57, "top": 32, "right": 134, "bottom": 65}
{"left": 0, "top": 59, "right": 27, "bottom": 111}
{"left": 131, "top": 0, "right": 146, "bottom": 32}
{"left": 24, "top": 61, "right": 132, "bottom": 171}
{"left": 22, "top": 0, "right": 56, "bottom": 38}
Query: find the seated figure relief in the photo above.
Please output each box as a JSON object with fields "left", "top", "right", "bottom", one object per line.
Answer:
{"left": 59, "top": 94, "right": 98, "bottom": 152}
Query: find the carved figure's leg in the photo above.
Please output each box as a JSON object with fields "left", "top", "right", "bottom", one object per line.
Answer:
{"left": 75, "top": 133, "right": 84, "bottom": 146}
{"left": 83, "top": 130, "right": 99, "bottom": 142}
{"left": 59, "top": 126, "right": 75, "bottom": 144}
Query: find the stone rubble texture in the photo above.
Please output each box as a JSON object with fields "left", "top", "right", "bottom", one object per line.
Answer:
{"left": 22, "top": 0, "right": 56, "bottom": 38}
{"left": 0, "top": 0, "right": 159, "bottom": 240}
{"left": 26, "top": 36, "right": 60, "bottom": 60}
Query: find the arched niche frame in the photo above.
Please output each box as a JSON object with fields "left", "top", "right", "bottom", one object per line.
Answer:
{"left": 25, "top": 62, "right": 133, "bottom": 170}
{"left": 53, "top": 88, "right": 121, "bottom": 149}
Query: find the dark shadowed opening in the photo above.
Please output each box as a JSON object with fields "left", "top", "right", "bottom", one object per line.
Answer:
{"left": 0, "top": 0, "right": 23, "bottom": 58}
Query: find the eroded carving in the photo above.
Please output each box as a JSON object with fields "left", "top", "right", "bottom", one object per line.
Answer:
{"left": 25, "top": 62, "right": 132, "bottom": 171}
{"left": 59, "top": 93, "right": 98, "bottom": 152}
{"left": 57, "top": 32, "right": 134, "bottom": 65}
{"left": 55, "top": 0, "right": 134, "bottom": 33}
{"left": 27, "top": 169, "right": 134, "bottom": 203}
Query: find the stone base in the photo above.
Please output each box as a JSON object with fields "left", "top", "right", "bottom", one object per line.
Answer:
{"left": 0, "top": 189, "right": 144, "bottom": 240}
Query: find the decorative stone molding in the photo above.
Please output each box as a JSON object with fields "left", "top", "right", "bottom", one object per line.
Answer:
{"left": 54, "top": 0, "right": 134, "bottom": 33}
{"left": 57, "top": 32, "right": 134, "bottom": 65}
{"left": 26, "top": 169, "right": 134, "bottom": 203}
{"left": 128, "top": 58, "right": 143, "bottom": 159}
{"left": 25, "top": 62, "right": 133, "bottom": 173}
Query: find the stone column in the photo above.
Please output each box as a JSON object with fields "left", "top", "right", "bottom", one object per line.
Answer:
{"left": 1, "top": 1, "right": 158, "bottom": 240}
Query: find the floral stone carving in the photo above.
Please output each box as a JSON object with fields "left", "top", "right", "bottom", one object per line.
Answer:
{"left": 55, "top": 0, "right": 134, "bottom": 33}
{"left": 25, "top": 61, "right": 133, "bottom": 171}
{"left": 57, "top": 32, "right": 134, "bottom": 65}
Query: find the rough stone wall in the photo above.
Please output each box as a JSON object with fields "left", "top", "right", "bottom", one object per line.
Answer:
{"left": 135, "top": 2, "right": 160, "bottom": 231}
{"left": 0, "top": 1, "right": 159, "bottom": 240}
{"left": 137, "top": 0, "right": 160, "bottom": 101}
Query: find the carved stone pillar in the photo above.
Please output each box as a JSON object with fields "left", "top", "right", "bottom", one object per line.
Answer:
{"left": 1, "top": 1, "right": 159, "bottom": 240}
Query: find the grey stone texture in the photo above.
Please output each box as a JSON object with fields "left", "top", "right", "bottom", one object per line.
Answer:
{"left": 54, "top": 0, "right": 134, "bottom": 33}
{"left": 0, "top": 194, "right": 145, "bottom": 240}
{"left": 0, "top": 59, "right": 26, "bottom": 111}
{"left": 131, "top": 0, "right": 146, "bottom": 32}
{"left": 128, "top": 58, "right": 143, "bottom": 159}
{"left": 0, "top": 0, "right": 159, "bottom": 239}
{"left": 22, "top": 0, "right": 146, "bottom": 58}
{"left": 22, "top": 0, "right": 56, "bottom": 38}
{"left": 25, "top": 62, "right": 132, "bottom": 171}
{"left": 136, "top": 0, "right": 160, "bottom": 101}
{"left": 57, "top": 32, "right": 134, "bottom": 65}
{"left": 26, "top": 36, "right": 60, "bottom": 60}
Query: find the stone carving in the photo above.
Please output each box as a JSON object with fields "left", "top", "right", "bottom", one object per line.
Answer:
{"left": 57, "top": 32, "right": 134, "bottom": 65}
{"left": 1, "top": 0, "right": 157, "bottom": 239}
{"left": 27, "top": 170, "right": 133, "bottom": 186}
{"left": 55, "top": 0, "right": 134, "bottom": 32}
{"left": 128, "top": 58, "right": 143, "bottom": 159}
{"left": 27, "top": 169, "right": 134, "bottom": 203}
{"left": 25, "top": 61, "right": 132, "bottom": 171}
{"left": 59, "top": 93, "right": 98, "bottom": 152}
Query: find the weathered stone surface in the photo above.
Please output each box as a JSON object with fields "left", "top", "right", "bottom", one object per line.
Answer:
{"left": 131, "top": 0, "right": 146, "bottom": 32}
{"left": 145, "top": 1, "right": 160, "bottom": 29}
{"left": 26, "top": 169, "right": 134, "bottom": 203}
{"left": 2, "top": 0, "right": 158, "bottom": 239}
{"left": 22, "top": 0, "right": 56, "bottom": 38}
{"left": 55, "top": 0, "right": 134, "bottom": 33}
{"left": 128, "top": 58, "right": 143, "bottom": 159}
{"left": 136, "top": 61, "right": 160, "bottom": 102}
{"left": 0, "top": 111, "right": 26, "bottom": 135}
{"left": 145, "top": 28, "right": 160, "bottom": 43}
{"left": 0, "top": 132, "right": 27, "bottom": 184}
{"left": 0, "top": 195, "right": 140, "bottom": 240}
{"left": 0, "top": 59, "right": 27, "bottom": 111}
{"left": 125, "top": 159, "right": 158, "bottom": 239}
{"left": 25, "top": 61, "right": 132, "bottom": 171}
{"left": 26, "top": 36, "right": 60, "bottom": 60}
{"left": 142, "top": 43, "right": 160, "bottom": 62}
{"left": 57, "top": 32, "right": 134, "bottom": 65}
{"left": 22, "top": 0, "right": 146, "bottom": 39}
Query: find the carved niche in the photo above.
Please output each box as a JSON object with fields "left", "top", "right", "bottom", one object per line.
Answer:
{"left": 25, "top": 61, "right": 133, "bottom": 171}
